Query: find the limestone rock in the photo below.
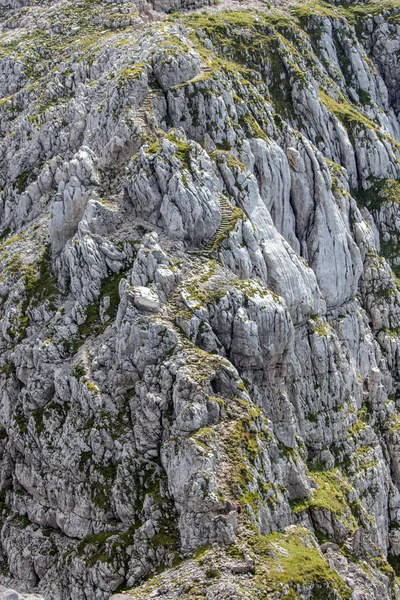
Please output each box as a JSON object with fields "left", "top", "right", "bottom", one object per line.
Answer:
{"left": 1, "top": 3, "right": 400, "bottom": 600}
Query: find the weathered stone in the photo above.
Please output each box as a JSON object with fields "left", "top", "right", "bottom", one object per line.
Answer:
{"left": 0, "top": 3, "right": 400, "bottom": 600}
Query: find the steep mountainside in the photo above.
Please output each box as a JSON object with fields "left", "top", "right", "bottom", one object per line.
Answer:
{"left": 2, "top": 0, "right": 400, "bottom": 598}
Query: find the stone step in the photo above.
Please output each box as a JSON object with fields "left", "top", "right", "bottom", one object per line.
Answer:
{"left": 187, "top": 197, "right": 238, "bottom": 256}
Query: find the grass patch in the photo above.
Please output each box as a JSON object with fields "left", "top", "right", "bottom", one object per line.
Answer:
{"left": 249, "top": 526, "right": 352, "bottom": 598}
{"left": 352, "top": 177, "right": 400, "bottom": 212}
{"left": 320, "top": 91, "right": 377, "bottom": 144}
{"left": 290, "top": 470, "right": 358, "bottom": 532}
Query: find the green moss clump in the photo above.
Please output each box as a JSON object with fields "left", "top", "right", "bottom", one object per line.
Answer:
{"left": 0, "top": 363, "right": 16, "bottom": 377}
{"left": 205, "top": 567, "right": 220, "bottom": 579}
{"left": 210, "top": 150, "right": 246, "bottom": 172}
{"left": 13, "top": 406, "right": 28, "bottom": 435}
{"left": 385, "top": 412, "right": 400, "bottom": 432}
{"left": 355, "top": 446, "right": 377, "bottom": 470}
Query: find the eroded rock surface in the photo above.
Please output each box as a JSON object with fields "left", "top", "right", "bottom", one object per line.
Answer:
{"left": 1, "top": 1, "right": 400, "bottom": 599}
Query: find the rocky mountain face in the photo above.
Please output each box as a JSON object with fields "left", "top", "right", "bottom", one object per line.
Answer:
{"left": 2, "top": 0, "right": 400, "bottom": 598}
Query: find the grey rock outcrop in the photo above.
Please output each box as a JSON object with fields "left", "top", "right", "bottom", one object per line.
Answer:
{"left": 2, "top": 2, "right": 400, "bottom": 600}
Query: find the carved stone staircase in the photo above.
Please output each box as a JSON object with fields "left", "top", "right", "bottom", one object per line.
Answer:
{"left": 134, "top": 88, "right": 164, "bottom": 126}
{"left": 188, "top": 196, "right": 239, "bottom": 256}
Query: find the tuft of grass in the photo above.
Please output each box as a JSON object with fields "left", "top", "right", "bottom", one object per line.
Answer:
{"left": 249, "top": 525, "right": 352, "bottom": 598}
{"left": 320, "top": 91, "right": 377, "bottom": 144}
{"left": 290, "top": 470, "right": 358, "bottom": 532}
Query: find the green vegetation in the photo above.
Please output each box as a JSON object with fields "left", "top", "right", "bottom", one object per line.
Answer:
{"left": 0, "top": 0, "right": 143, "bottom": 127}
{"left": 0, "top": 243, "right": 58, "bottom": 341}
{"left": 249, "top": 526, "right": 352, "bottom": 598}
{"left": 344, "top": 1, "right": 400, "bottom": 27}
{"left": 75, "top": 525, "right": 144, "bottom": 569}
{"left": 313, "top": 321, "right": 333, "bottom": 337}
{"left": 27, "top": 244, "right": 58, "bottom": 308}
{"left": 32, "top": 401, "right": 67, "bottom": 436}
{"left": 76, "top": 531, "right": 115, "bottom": 567}
{"left": 355, "top": 446, "right": 377, "bottom": 470}
{"left": 166, "top": 133, "right": 192, "bottom": 170}
{"left": 118, "top": 63, "right": 145, "bottom": 86}
{"left": 183, "top": 11, "right": 303, "bottom": 118}
{"left": 210, "top": 205, "right": 244, "bottom": 252}
{"left": 148, "top": 133, "right": 193, "bottom": 172}
{"left": 0, "top": 1, "right": 122, "bottom": 76}
{"left": 290, "top": 470, "right": 358, "bottom": 532}
{"left": 181, "top": 5, "right": 395, "bottom": 145}
{"left": 189, "top": 427, "right": 216, "bottom": 454}
{"left": 353, "top": 177, "right": 400, "bottom": 212}
{"left": 388, "top": 553, "right": 400, "bottom": 576}
{"left": 320, "top": 91, "right": 377, "bottom": 144}
{"left": 86, "top": 381, "right": 100, "bottom": 394}
{"left": 71, "top": 365, "right": 85, "bottom": 380}
{"left": 90, "top": 463, "right": 118, "bottom": 509}
{"left": 13, "top": 169, "right": 34, "bottom": 194}
{"left": 13, "top": 406, "right": 28, "bottom": 435}
{"left": 347, "top": 419, "right": 367, "bottom": 438}
{"left": 70, "top": 271, "right": 125, "bottom": 353}
{"left": 351, "top": 176, "right": 400, "bottom": 280}
{"left": 217, "top": 396, "right": 275, "bottom": 512}
{"left": 0, "top": 363, "right": 16, "bottom": 377}
{"left": 292, "top": 1, "right": 341, "bottom": 22}
{"left": 205, "top": 567, "right": 220, "bottom": 579}
{"left": 210, "top": 150, "right": 246, "bottom": 172}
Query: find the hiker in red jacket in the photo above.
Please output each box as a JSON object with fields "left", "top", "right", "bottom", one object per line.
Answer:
{"left": 237, "top": 504, "right": 242, "bottom": 514}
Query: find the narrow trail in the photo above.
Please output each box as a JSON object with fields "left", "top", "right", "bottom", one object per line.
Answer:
{"left": 156, "top": 258, "right": 260, "bottom": 529}
{"left": 188, "top": 196, "right": 238, "bottom": 256}
{"left": 135, "top": 87, "right": 164, "bottom": 122}
{"left": 133, "top": 87, "right": 164, "bottom": 137}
